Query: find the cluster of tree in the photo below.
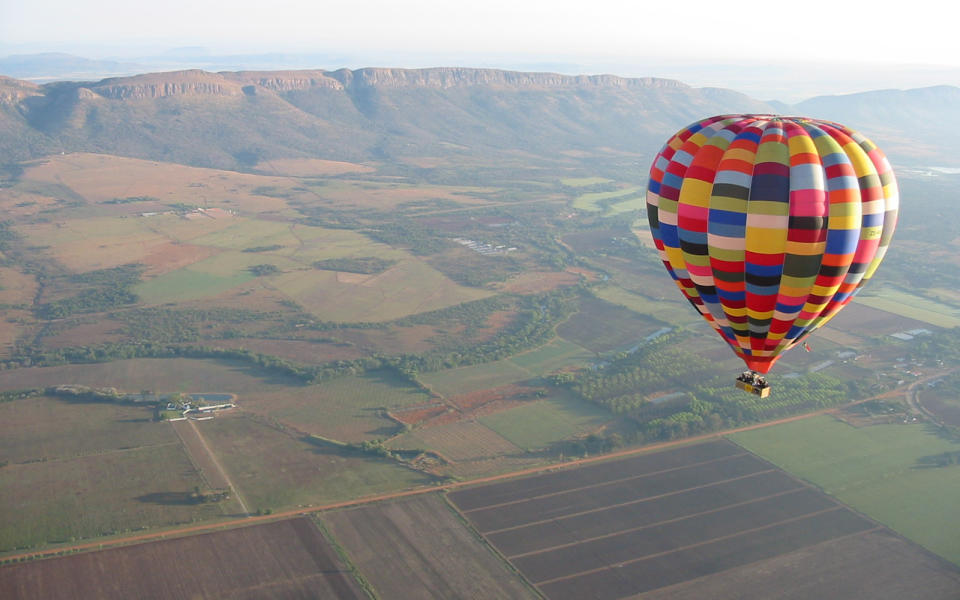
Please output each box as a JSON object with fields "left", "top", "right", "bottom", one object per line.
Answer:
{"left": 312, "top": 256, "right": 396, "bottom": 274}
{"left": 190, "top": 486, "right": 230, "bottom": 504}
{"left": 388, "top": 289, "right": 580, "bottom": 378}
{"left": 0, "top": 220, "right": 18, "bottom": 253}
{"left": 0, "top": 388, "right": 40, "bottom": 403}
{"left": 551, "top": 330, "right": 856, "bottom": 444}
{"left": 242, "top": 244, "right": 284, "bottom": 253}
{"left": 907, "top": 328, "right": 960, "bottom": 365}
{"left": 392, "top": 295, "right": 508, "bottom": 331}
{"left": 344, "top": 440, "right": 395, "bottom": 459}
{"left": 916, "top": 450, "right": 960, "bottom": 468}
{"left": 551, "top": 432, "right": 624, "bottom": 458}
{"left": 36, "top": 264, "right": 144, "bottom": 319}
{"left": 117, "top": 306, "right": 278, "bottom": 344}
{"left": 364, "top": 221, "right": 455, "bottom": 256}
{"left": 427, "top": 251, "right": 526, "bottom": 287}
{"left": 104, "top": 196, "right": 159, "bottom": 204}
{"left": 247, "top": 264, "right": 279, "bottom": 276}
{"left": 45, "top": 384, "right": 123, "bottom": 402}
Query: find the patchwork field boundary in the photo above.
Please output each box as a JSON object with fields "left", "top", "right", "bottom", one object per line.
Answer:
{"left": 0, "top": 390, "right": 904, "bottom": 564}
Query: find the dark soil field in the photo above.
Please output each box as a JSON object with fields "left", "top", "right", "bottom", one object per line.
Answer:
{"left": 321, "top": 494, "right": 537, "bottom": 600}
{"left": 0, "top": 517, "right": 366, "bottom": 599}
{"left": 448, "top": 439, "right": 960, "bottom": 600}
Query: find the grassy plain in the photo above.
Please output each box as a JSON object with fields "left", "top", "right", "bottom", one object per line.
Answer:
{"left": 197, "top": 415, "right": 433, "bottom": 511}
{"left": 730, "top": 415, "right": 960, "bottom": 566}
{"left": 420, "top": 359, "right": 532, "bottom": 397}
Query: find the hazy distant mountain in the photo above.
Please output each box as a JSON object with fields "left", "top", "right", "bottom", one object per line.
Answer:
{"left": 796, "top": 86, "right": 960, "bottom": 167}
{"left": 0, "top": 67, "right": 955, "bottom": 171}
{"left": 0, "top": 53, "right": 145, "bottom": 81}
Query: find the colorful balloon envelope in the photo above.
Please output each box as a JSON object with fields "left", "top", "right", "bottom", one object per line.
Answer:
{"left": 646, "top": 115, "right": 899, "bottom": 377}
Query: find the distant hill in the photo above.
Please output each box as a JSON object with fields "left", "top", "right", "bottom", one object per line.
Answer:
{"left": 0, "top": 67, "right": 955, "bottom": 171}
{"left": 796, "top": 86, "right": 960, "bottom": 167}
{"left": 0, "top": 52, "right": 145, "bottom": 81}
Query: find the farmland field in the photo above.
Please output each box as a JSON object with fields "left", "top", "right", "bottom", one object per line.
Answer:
{"left": 447, "top": 439, "right": 960, "bottom": 599}
{"left": 572, "top": 186, "right": 642, "bottom": 212}
{"left": 134, "top": 265, "right": 256, "bottom": 304}
{"left": 196, "top": 414, "right": 434, "bottom": 511}
{"left": 556, "top": 296, "right": 667, "bottom": 353}
{"left": 592, "top": 284, "right": 699, "bottom": 326}
{"left": 240, "top": 369, "right": 433, "bottom": 442}
{"left": 853, "top": 285, "right": 960, "bottom": 329}
{"left": 508, "top": 337, "right": 593, "bottom": 375}
{"left": 0, "top": 442, "right": 221, "bottom": 552}
{"left": 477, "top": 395, "right": 612, "bottom": 451}
{"left": 0, "top": 395, "right": 172, "bottom": 464}
{"left": 389, "top": 420, "right": 523, "bottom": 462}
{"left": 0, "top": 517, "right": 366, "bottom": 599}
{"left": 321, "top": 494, "right": 537, "bottom": 600}
{"left": 420, "top": 359, "right": 532, "bottom": 397}
{"left": 730, "top": 416, "right": 960, "bottom": 566}
{"left": 271, "top": 259, "right": 493, "bottom": 322}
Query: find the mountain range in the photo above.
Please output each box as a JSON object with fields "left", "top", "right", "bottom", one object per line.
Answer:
{"left": 1, "top": 67, "right": 957, "bottom": 172}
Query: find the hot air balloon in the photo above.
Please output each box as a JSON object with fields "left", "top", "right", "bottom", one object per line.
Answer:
{"left": 646, "top": 115, "right": 899, "bottom": 396}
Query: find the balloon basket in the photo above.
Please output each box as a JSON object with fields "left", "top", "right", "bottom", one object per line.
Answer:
{"left": 735, "top": 371, "right": 770, "bottom": 397}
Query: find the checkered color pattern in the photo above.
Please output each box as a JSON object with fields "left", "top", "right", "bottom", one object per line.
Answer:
{"left": 646, "top": 115, "right": 899, "bottom": 373}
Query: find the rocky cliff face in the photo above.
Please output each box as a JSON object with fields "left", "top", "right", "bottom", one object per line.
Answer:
{"left": 89, "top": 70, "right": 247, "bottom": 99}
{"left": 326, "top": 67, "right": 686, "bottom": 91}
{"left": 0, "top": 76, "right": 42, "bottom": 105}
{"left": 81, "top": 67, "right": 689, "bottom": 99}
{"left": 2, "top": 66, "right": 946, "bottom": 171}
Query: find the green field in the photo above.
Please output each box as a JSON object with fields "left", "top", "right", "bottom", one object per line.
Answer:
{"left": 478, "top": 394, "right": 612, "bottom": 450}
{"left": 605, "top": 195, "right": 646, "bottom": 216}
{"left": 508, "top": 337, "right": 593, "bottom": 376}
{"left": 730, "top": 416, "right": 960, "bottom": 566}
{"left": 855, "top": 285, "right": 960, "bottom": 328}
{"left": 242, "top": 370, "right": 433, "bottom": 442}
{"left": 419, "top": 360, "right": 532, "bottom": 397}
{"left": 135, "top": 266, "right": 256, "bottom": 304}
{"left": 573, "top": 186, "right": 643, "bottom": 212}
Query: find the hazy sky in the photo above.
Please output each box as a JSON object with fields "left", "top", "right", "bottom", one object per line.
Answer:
{"left": 2, "top": 0, "right": 958, "bottom": 101}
